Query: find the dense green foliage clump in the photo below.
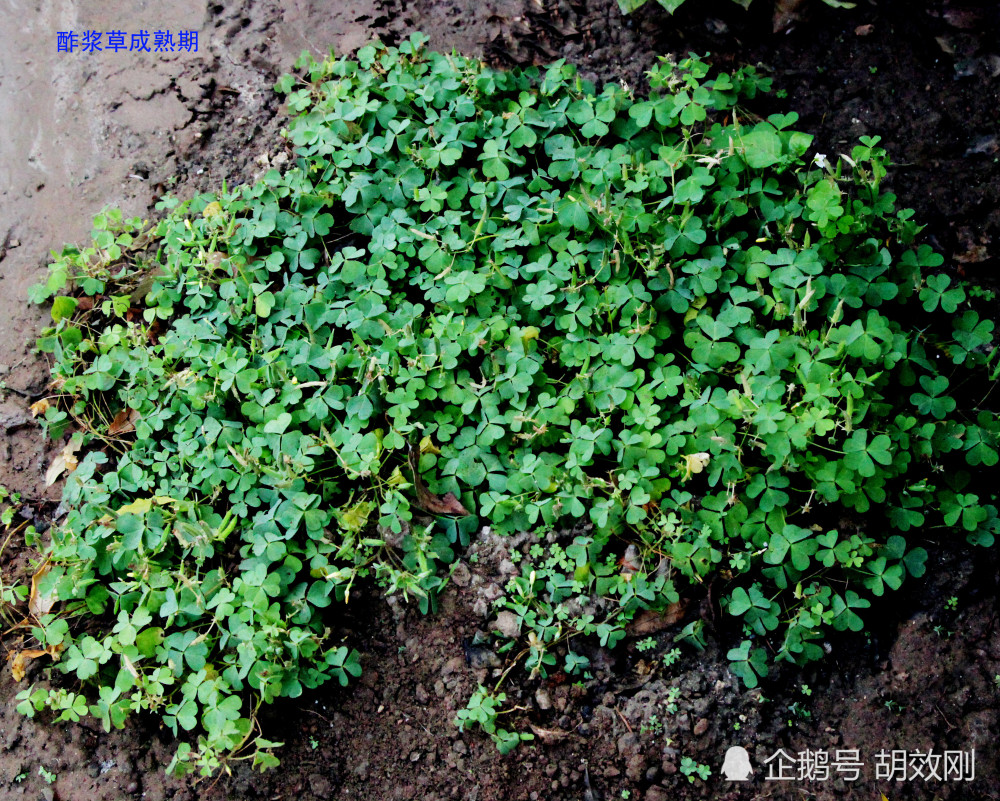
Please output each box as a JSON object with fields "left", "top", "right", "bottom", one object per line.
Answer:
{"left": 23, "top": 35, "right": 999, "bottom": 771}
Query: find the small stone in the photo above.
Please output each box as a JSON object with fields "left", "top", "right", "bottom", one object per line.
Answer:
{"left": 535, "top": 688, "right": 553, "bottom": 710}
{"left": 626, "top": 754, "right": 646, "bottom": 782}
{"left": 693, "top": 717, "right": 709, "bottom": 736}
{"left": 492, "top": 610, "right": 522, "bottom": 639}
{"left": 617, "top": 732, "right": 640, "bottom": 757}
{"left": 442, "top": 656, "right": 465, "bottom": 676}
{"left": 644, "top": 787, "right": 670, "bottom": 801}
{"left": 415, "top": 683, "right": 430, "bottom": 705}
{"left": 308, "top": 773, "right": 332, "bottom": 797}
{"left": 451, "top": 562, "right": 472, "bottom": 587}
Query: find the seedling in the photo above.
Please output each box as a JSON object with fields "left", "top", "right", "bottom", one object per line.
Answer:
{"left": 884, "top": 699, "right": 906, "bottom": 715}
{"left": 680, "top": 756, "right": 711, "bottom": 783}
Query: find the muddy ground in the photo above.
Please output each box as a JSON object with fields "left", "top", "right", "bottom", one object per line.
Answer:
{"left": 1, "top": 0, "right": 999, "bottom": 799}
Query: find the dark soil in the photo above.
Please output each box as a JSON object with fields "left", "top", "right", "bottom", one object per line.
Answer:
{"left": 1, "top": 0, "right": 998, "bottom": 800}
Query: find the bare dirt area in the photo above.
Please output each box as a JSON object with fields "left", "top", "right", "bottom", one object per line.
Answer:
{"left": 1, "top": 0, "right": 999, "bottom": 799}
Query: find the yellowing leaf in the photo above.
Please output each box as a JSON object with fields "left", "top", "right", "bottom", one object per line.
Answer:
{"left": 117, "top": 498, "right": 153, "bottom": 516}
{"left": 202, "top": 201, "right": 223, "bottom": 219}
{"left": 419, "top": 435, "right": 441, "bottom": 456}
{"left": 338, "top": 501, "right": 373, "bottom": 532}
{"left": 681, "top": 452, "right": 710, "bottom": 481}
{"left": 684, "top": 296, "right": 707, "bottom": 325}
{"left": 29, "top": 399, "right": 50, "bottom": 417}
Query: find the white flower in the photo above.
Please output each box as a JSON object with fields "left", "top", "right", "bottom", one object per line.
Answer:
{"left": 812, "top": 153, "right": 830, "bottom": 170}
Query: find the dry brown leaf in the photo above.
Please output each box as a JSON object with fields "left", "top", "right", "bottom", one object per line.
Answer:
{"left": 854, "top": 24, "right": 874, "bottom": 36}
{"left": 935, "top": 36, "right": 956, "bottom": 55}
{"left": 953, "top": 227, "right": 991, "bottom": 264}
{"left": 620, "top": 543, "right": 641, "bottom": 581}
{"left": 44, "top": 455, "right": 66, "bottom": 487}
{"left": 10, "top": 649, "right": 48, "bottom": 681}
{"left": 45, "top": 440, "right": 81, "bottom": 487}
{"left": 627, "top": 600, "right": 689, "bottom": 637}
{"left": 29, "top": 398, "right": 50, "bottom": 417}
{"left": 528, "top": 723, "right": 570, "bottom": 744}
{"left": 129, "top": 272, "right": 158, "bottom": 304}
{"left": 773, "top": 0, "right": 807, "bottom": 33}
{"left": 28, "top": 560, "right": 55, "bottom": 619}
{"left": 107, "top": 407, "right": 139, "bottom": 436}
{"left": 9, "top": 643, "right": 64, "bottom": 681}
{"left": 408, "top": 445, "right": 469, "bottom": 516}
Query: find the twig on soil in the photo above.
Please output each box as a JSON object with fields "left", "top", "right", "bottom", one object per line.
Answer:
{"left": 935, "top": 703, "right": 957, "bottom": 731}
{"left": 301, "top": 707, "right": 333, "bottom": 725}
{"left": 614, "top": 706, "right": 632, "bottom": 733}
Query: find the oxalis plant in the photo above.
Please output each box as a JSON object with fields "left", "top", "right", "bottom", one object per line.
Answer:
{"left": 20, "top": 34, "right": 1000, "bottom": 771}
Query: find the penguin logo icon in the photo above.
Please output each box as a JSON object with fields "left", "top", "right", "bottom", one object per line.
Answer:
{"left": 721, "top": 746, "right": 753, "bottom": 781}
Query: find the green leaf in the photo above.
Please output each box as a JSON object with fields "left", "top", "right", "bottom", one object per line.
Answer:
{"left": 51, "top": 296, "right": 78, "bottom": 322}
{"left": 739, "top": 127, "right": 783, "bottom": 169}
{"left": 256, "top": 291, "right": 276, "bottom": 317}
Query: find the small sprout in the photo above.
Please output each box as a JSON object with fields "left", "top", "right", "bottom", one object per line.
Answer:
{"left": 679, "top": 756, "right": 711, "bottom": 783}
{"left": 640, "top": 714, "right": 663, "bottom": 736}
